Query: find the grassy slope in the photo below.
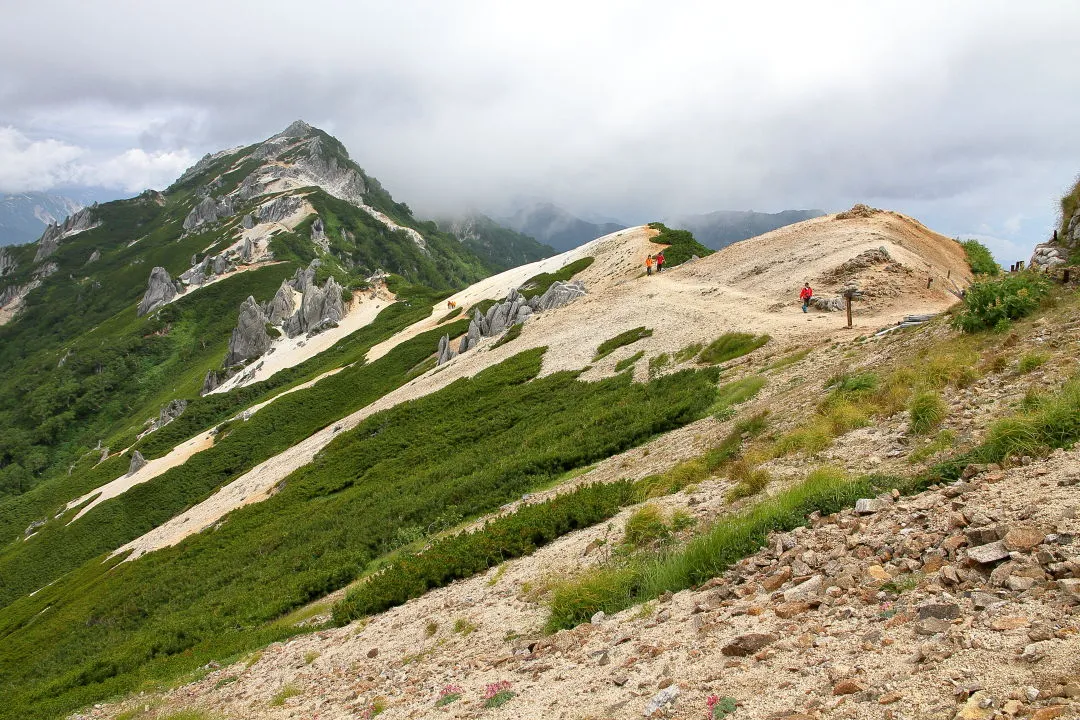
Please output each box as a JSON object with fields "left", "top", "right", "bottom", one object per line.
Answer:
{"left": 0, "top": 349, "right": 720, "bottom": 720}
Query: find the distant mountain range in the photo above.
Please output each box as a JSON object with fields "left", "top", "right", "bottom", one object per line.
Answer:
{"left": 436, "top": 213, "right": 555, "bottom": 269}
{"left": 499, "top": 202, "right": 626, "bottom": 253}
{"left": 668, "top": 209, "right": 827, "bottom": 250}
{"left": 0, "top": 192, "right": 85, "bottom": 246}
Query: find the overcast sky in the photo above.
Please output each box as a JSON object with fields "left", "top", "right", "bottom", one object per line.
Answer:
{"left": 3, "top": 1, "right": 1079, "bottom": 261}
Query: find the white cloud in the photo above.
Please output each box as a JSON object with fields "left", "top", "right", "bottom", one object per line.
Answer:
{"left": 0, "top": 127, "right": 85, "bottom": 192}
{"left": 0, "top": 126, "right": 193, "bottom": 193}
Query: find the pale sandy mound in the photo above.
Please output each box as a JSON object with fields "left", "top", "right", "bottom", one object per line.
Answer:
{"left": 112, "top": 212, "right": 972, "bottom": 560}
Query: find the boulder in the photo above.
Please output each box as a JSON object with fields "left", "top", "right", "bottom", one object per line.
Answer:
{"left": 722, "top": 632, "right": 777, "bottom": 656}
{"left": 284, "top": 275, "right": 344, "bottom": 338}
{"left": 127, "top": 451, "right": 147, "bottom": 475}
{"left": 240, "top": 237, "right": 255, "bottom": 263}
{"left": 182, "top": 195, "right": 234, "bottom": 231}
{"left": 967, "top": 541, "right": 1010, "bottom": 565}
{"left": 810, "top": 295, "right": 846, "bottom": 312}
{"left": 212, "top": 255, "right": 230, "bottom": 275}
{"left": 86, "top": 249, "right": 100, "bottom": 264}
{"left": 137, "top": 267, "right": 180, "bottom": 316}
{"left": 225, "top": 296, "right": 273, "bottom": 366}
{"left": 311, "top": 216, "right": 328, "bottom": 251}
{"left": 242, "top": 213, "right": 255, "bottom": 229}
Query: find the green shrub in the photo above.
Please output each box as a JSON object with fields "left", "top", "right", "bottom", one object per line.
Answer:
{"left": 697, "top": 333, "right": 769, "bottom": 365}
{"left": 1018, "top": 351, "right": 1050, "bottom": 374}
{"left": 614, "top": 351, "right": 644, "bottom": 373}
{"left": 825, "top": 372, "right": 878, "bottom": 394}
{"left": 909, "top": 390, "right": 946, "bottom": 435}
{"left": 646, "top": 222, "right": 714, "bottom": 267}
{"left": 519, "top": 257, "right": 594, "bottom": 297}
{"left": 951, "top": 273, "right": 1050, "bottom": 333}
{"left": 649, "top": 353, "right": 671, "bottom": 378}
{"left": 709, "top": 376, "right": 766, "bottom": 414}
{"left": 332, "top": 480, "right": 637, "bottom": 622}
{"left": 491, "top": 322, "right": 523, "bottom": 349}
{"left": 725, "top": 461, "right": 771, "bottom": 502}
{"left": 674, "top": 342, "right": 704, "bottom": 363}
{"left": 1059, "top": 175, "right": 1080, "bottom": 239}
{"left": 960, "top": 239, "right": 1001, "bottom": 276}
{"left": 979, "top": 373, "right": 1080, "bottom": 461}
{"left": 766, "top": 348, "right": 811, "bottom": 371}
{"left": 594, "top": 327, "right": 653, "bottom": 361}
{"left": 909, "top": 429, "right": 956, "bottom": 463}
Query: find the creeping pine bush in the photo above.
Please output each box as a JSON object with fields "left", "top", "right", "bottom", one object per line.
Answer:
{"left": 594, "top": 327, "right": 653, "bottom": 361}
{"left": 332, "top": 481, "right": 637, "bottom": 622}
{"left": 951, "top": 272, "right": 1050, "bottom": 333}
{"left": 697, "top": 333, "right": 770, "bottom": 365}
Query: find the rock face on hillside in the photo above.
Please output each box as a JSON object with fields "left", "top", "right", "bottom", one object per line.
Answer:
{"left": 225, "top": 297, "right": 272, "bottom": 366}
{"left": 283, "top": 276, "right": 344, "bottom": 338}
{"left": 1030, "top": 211, "right": 1079, "bottom": 272}
{"left": 266, "top": 280, "right": 296, "bottom": 324}
{"left": 182, "top": 196, "right": 235, "bottom": 231}
{"left": 127, "top": 451, "right": 147, "bottom": 475}
{"left": 0, "top": 248, "right": 16, "bottom": 277}
{"left": 257, "top": 195, "right": 304, "bottom": 224}
{"left": 34, "top": 205, "right": 98, "bottom": 262}
{"left": 156, "top": 399, "right": 187, "bottom": 430}
{"left": 137, "top": 267, "right": 181, "bottom": 316}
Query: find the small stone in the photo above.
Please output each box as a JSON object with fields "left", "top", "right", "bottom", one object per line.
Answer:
{"left": 784, "top": 575, "right": 822, "bottom": 601}
{"left": 918, "top": 602, "right": 961, "bottom": 620}
{"left": 915, "top": 618, "right": 952, "bottom": 635}
{"left": 643, "top": 685, "right": 679, "bottom": 716}
{"left": 856, "top": 498, "right": 884, "bottom": 515}
{"left": 867, "top": 565, "right": 891, "bottom": 582}
{"left": 967, "top": 541, "right": 1010, "bottom": 565}
{"left": 879, "top": 692, "right": 902, "bottom": 704}
{"left": 1030, "top": 708, "right": 1065, "bottom": 720}
{"left": 1004, "top": 527, "right": 1046, "bottom": 552}
{"left": 970, "top": 592, "right": 1003, "bottom": 610}
{"left": 991, "top": 616, "right": 1030, "bottom": 631}
{"left": 722, "top": 633, "right": 777, "bottom": 656}
{"left": 956, "top": 691, "right": 994, "bottom": 719}
{"left": 940, "top": 566, "right": 962, "bottom": 585}
{"left": 612, "top": 675, "right": 629, "bottom": 686}
{"left": 762, "top": 567, "right": 792, "bottom": 591}
{"left": 591, "top": 611, "right": 606, "bottom": 625}
{"left": 832, "top": 679, "right": 864, "bottom": 695}
{"left": 366, "top": 648, "right": 378, "bottom": 658}
{"left": 775, "top": 601, "right": 812, "bottom": 619}
{"left": 1058, "top": 578, "right": 1080, "bottom": 602}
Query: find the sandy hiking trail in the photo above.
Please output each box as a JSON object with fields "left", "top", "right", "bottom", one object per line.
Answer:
{"left": 111, "top": 211, "right": 972, "bottom": 560}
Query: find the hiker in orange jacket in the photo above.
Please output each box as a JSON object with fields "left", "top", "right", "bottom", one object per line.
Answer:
{"left": 645, "top": 255, "right": 654, "bottom": 276}
{"left": 800, "top": 283, "right": 813, "bottom": 313}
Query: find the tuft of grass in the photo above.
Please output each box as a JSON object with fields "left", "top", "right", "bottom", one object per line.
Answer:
{"left": 880, "top": 572, "right": 922, "bottom": 595}
{"left": 707, "top": 376, "right": 766, "bottom": 416}
{"left": 594, "top": 327, "right": 653, "bottom": 361}
{"left": 622, "top": 505, "right": 672, "bottom": 548}
{"left": 425, "top": 620, "right": 439, "bottom": 636}
{"left": 547, "top": 467, "right": 875, "bottom": 631}
{"left": 697, "top": 333, "right": 770, "bottom": 365}
{"left": 614, "top": 350, "right": 644, "bottom": 373}
{"left": 674, "top": 342, "right": 704, "bottom": 363}
{"left": 1018, "top": 351, "right": 1050, "bottom": 374}
{"left": 909, "top": 429, "right": 956, "bottom": 463}
{"left": 909, "top": 390, "right": 946, "bottom": 436}
{"left": 303, "top": 651, "right": 319, "bottom": 665}
{"left": 649, "top": 353, "right": 671, "bottom": 378}
{"left": 452, "top": 618, "right": 478, "bottom": 635}
{"left": 766, "top": 348, "right": 811, "bottom": 371}
{"left": 725, "top": 460, "right": 771, "bottom": 502}
{"left": 270, "top": 684, "right": 302, "bottom": 707}
{"left": 977, "top": 373, "right": 1080, "bottom": 462}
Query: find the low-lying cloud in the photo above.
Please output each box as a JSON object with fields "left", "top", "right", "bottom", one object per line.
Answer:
{"left": 2, "top": 0, "right": 1079, "bottom": 260}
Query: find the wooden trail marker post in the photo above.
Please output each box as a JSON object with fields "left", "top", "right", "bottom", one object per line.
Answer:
{"left": 842, "top": 285, "right": 861, "bottom": 329}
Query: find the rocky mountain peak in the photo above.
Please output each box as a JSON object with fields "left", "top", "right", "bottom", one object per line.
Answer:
{"left": 272, "top": 119, "right": 315, "bottom": 140}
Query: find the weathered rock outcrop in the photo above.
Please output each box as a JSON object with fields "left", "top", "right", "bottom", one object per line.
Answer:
{"left": 535, "top": 279, "right": 586, "bottom": 311}
{"left": 34, "top": 205, "right": 98, "bottom": 261}
{"left": 201, "top": 369, "right": 221, "bottom": 395}
{"left": 288, "top": 260, "right": 321, "bottom": 295}
{"left": 257, "top": 195, "right": 304, "bottom": 224}
{"left": 436, "top": 334, "right": 456, "bottom": 365}
{"left": 809, "top": 295, "right": 846, "bottom": 312}
{"left": 0, "top": 248, "right": 16, "bottom": 277}
{"left": 311, "top": 216, "right": 328, "bottom": 252}
{"left": 156, "top": 399, "right": 187, "bottom": 430}
{"left": 225, "top": 296, "right": 273, "bottom": 366}
{"left": 242, "top": 213, "right": 255, "bottom": 229}
{"left": 182, "top": 195, "right": 234, "bottom": 231}
{"left": 137, "top": 267, "right": 181, "bottom": 316}
{"left": 86, "top": 249, "right": 100, "bottom": 264}
{"left": 283, "top": 276, "right": 344, "bottom": 338}
{"left": 127, "top": 451, "right": 147, "bottom": 475}
{"left": 1030, "top": 214, "right": 1079, "bottom": 272}
{"left": 266, "top": 280, "right": 296, "bottom": 324}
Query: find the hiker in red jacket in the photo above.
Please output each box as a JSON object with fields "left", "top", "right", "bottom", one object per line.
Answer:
{"left": 800, "top": 283, "right": 813, "bottom": 313}
{"left": 656, "top": 251, "right": 665, "bottom": 273}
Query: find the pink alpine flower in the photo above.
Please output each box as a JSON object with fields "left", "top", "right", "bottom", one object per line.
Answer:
{"left": 484, "top": 680, "right": 512, "bottom": 700}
